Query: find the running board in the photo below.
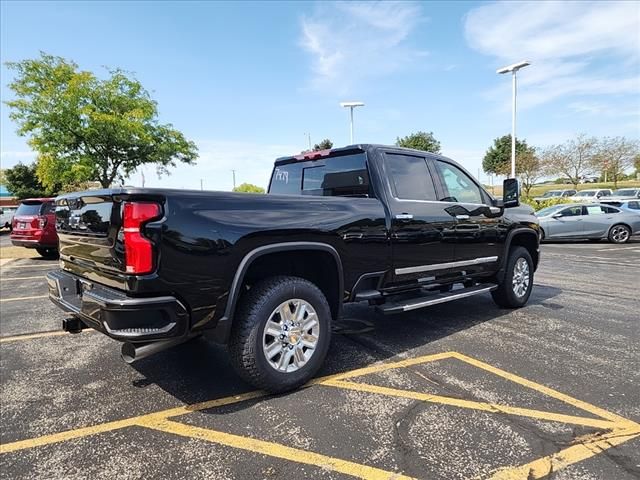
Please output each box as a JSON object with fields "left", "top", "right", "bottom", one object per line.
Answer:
{"left": 377, "top": 283, "right": 497, "bottom": 314}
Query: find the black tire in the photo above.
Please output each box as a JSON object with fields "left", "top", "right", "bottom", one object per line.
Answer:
{"left": 539, "top": 228, "right": 545, "bottom": 242}
{"left": 228, "top": 275, "right": 332, "bottom": 393}
{"left": 36, "top": 247, "right": 59, "bottom": 259}
{"left": 608, "top": 224, "right": 631, "bottom": 244}
{"left": 491, "top": 246, "right": 534, "bottom": 309}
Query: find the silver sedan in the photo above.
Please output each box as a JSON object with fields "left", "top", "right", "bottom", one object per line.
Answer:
{"left": 535, "top": 203, "right": 640, "bottom": 244}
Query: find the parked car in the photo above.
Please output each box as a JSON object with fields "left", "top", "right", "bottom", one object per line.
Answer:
{"left": 10, "top": 198, "right": 59, "bottom": 258}
{"left": 569, "top": 189, "right": 613, "bottom": 203}
{"left": 46, "top": 145, "right": 540, "bottom": 392}
{"left": 1, "top": 207, "right": 17, "bottom": 230}
{"left": 600, "top": 188, "right": 640, "bottom": 206}
{"left": 532, "top": 189, "right": 576, "bottom": 202}
{"left": 616, "top": 200, "right": 640, "bottom": 214}
{"left": 536, "top": 203, "right": 640, "bottom": 243}
{"left": 580, "top": 175, "right": 599, "bottom": 184}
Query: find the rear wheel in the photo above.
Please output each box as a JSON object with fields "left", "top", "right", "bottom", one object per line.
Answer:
{"left": 608, "top": 224, "right": 631, "bottom": 244}
{"left": 229, "top": 276, "right": 332, "bottom": 393}
{"left": 36, "top": 247, "right": 58, "bottom": 259}
{"left": 491, "top": 246, "right": 533, "bottom": 309}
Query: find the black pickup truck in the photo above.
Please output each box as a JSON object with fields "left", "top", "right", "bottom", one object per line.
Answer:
{"left": 47, "top": 145, "right": 539, "bottom": 392}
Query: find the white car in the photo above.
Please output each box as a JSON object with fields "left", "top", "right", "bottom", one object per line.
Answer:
{"left": 0, "top": 207, "right": 17, "bottom": 230}
{"left": 601, "top": 188, "right": 640, "bottom": 205}
{"left": 532, "top": 189, "right": 576, "bottom": 202}
{"left": 569, "top": 189, "right": 613, "bottom": 203}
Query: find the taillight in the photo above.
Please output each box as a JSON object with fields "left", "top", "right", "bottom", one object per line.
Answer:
{"left": 123, "top": 202, "right": 161, "bottom": 275}
{"left": 38, "top": 216, "right": 47, "bottom": 229}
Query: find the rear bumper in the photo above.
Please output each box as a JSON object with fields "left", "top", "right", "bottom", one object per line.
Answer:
{"left": 11, "top": 237, "right": 57, "bottom": 249}
{"left": 46, "top": 269, "right": 189, "bottom": 342}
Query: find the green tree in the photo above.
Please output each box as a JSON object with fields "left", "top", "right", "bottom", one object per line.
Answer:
{"left": 482, "top": 135, "right": 533, "bottom": 175}
{"left": 233, "top": 183, "right": 265, "bottom": 194}
{"left": 395, "top": 131, "right": 441, "bottom": 153}
{"left": 4, "top": 162, "right": 58, "bottom": 199}
{"left": 516, "top": 150, "right": 544, "bottom": 197}
{"left": 592, "top": 137, "right": 639, "bottom": 188}
{"left": 5, "top": 53, "right": 198, "bottom": 189}
{"left": 542, "top": 134, "right": 598, "bottom": 188}
{"left": 313, "top": 139, "right": 333, "bottom": 151}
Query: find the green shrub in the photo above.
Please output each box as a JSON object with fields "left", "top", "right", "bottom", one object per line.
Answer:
{"left": 522, "top": 196, "right": 573, "bottom": 211}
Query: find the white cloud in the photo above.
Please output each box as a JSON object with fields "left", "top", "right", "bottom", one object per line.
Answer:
{"left": 300, "top": 1, "right": 427, "bottom": 93}
{"left": 134, "top": 140, "right": 299, "bottom": 191}
{"left": 465, "top": 1, "right": 640, "bottom": 109}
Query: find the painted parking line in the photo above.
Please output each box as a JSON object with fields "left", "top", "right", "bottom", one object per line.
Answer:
{"left": 0, "top": 330, "right": 95, "bottom": 344}
{"left": 0, "top": 263, "right": 57, "bottom": 269}
{"left": 0, "top": 276, "right": 45, "bottom": 281}
{"left": 0, "top": 294, "right": 48, "bottom": 303}
{"left": 1, "top": 351, "right": 638, "bottom": 480}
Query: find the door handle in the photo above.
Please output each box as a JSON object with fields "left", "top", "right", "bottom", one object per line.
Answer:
{"left": 395, "top": 213, "right": 413, "bottom": 221}
{"left": 455, "top": 214, "right": 470, "bottom": 220}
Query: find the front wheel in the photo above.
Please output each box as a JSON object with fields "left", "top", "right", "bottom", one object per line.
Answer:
{"left": 229, "top": 276, "right": 332, "bottom": 393}
{"left": 491, "top": 246, "right": 534, "bottom": 309}
{"left": 36, "top": 247, "right": 58, "bottom": 259}
{"left": 608, "top": 224, "right": 631, "bottom": 244}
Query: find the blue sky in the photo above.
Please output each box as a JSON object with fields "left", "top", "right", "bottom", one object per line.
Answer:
{"left": 1, "top": 1, "right": 639, "bottom": 190}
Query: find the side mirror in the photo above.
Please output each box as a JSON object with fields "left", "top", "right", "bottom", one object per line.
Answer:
{"left": 502, "top": 178, "right": 520, "bottom": 208}
{"left": 552, "top": 213, "right": 562, "bottom": 219}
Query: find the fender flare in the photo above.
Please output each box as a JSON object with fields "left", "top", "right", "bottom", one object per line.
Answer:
{"left": 497, "top": 228, "right": 540, "bottom": 280}
{"left": 211, "top": 242, "right": 344, "bottom": 343}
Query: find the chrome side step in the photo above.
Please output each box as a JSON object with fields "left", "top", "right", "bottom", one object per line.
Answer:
{"left": 377, "top": 283, "right": 497, "bottom": 314}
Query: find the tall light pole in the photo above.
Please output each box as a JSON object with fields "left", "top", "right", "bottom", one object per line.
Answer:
{"left": 496, "top": 61, "right": 530, "bottom": 179}
{"left": 340, "top": 101, "right": 365, "bottom": 144}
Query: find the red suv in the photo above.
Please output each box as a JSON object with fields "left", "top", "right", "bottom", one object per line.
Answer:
{"left": 11, "top": 198, "right": 59, "bottom": 258}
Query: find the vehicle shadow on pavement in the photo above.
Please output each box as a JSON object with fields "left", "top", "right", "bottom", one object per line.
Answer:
{"left": 128, "top": 284, "right": 563, "bottom": 413}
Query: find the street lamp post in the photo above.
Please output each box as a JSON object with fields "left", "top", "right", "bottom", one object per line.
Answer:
{"left": 340, "top": 101, "right": 365, "bottom": 144}
{"left": 496, "top": 61, "right": 530, "bottom": 179}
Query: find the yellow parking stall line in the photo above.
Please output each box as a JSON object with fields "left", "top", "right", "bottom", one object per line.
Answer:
{"left": 488, "top": 425, "right": 640, "bottom": 480}
{"left": 449, "top": 352, "right": 631, "bottom": 424}
{"left": 1, "top": 330, "right": 74, "bottom": 343}
{"left": 0, "top": 390, "right": 267, "bottom": 454}
{"left": 0, "top": 276, "right": 45, "bottom": 281}
{"left": 139, "top": 418, "right": 414, "bottom": 480}
{"left": 322, "top": 380, "right": 619, "bottom": 430}
{"left": 0, "top": 294, "right": 48, "bottom": 303}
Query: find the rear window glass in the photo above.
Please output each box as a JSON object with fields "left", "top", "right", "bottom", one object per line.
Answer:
{"left": 16, "top": 202, "right": 43, "bottom": 216}
{"left": 270, "top": 153, "right": 371, "bottom": 197}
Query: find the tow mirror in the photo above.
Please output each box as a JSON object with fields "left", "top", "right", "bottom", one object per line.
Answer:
{"left": 502, "top": 178, "right": 520, "bottom": 208}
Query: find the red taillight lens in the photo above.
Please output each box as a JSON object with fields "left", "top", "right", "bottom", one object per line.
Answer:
{"left": 123, "top": 202, "right": 161, "bottom": 275}
{"left": 38, "top": 216, "right": 47, "bottom": 229}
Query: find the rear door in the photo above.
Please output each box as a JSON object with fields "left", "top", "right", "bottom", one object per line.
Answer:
{"left": 381, "top": 151, "right": 457, "bottom": 285}
{"left": 430, "top": 159, "right": 502, "bottom": 274}
{"left": 581, "top": 205, "right": 619, "bottom": 237}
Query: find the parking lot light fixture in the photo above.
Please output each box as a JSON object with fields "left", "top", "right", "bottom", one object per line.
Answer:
{"left": 340, "top": 101, "right": 365, "bottom": 144}
{"left": 496, "top": 61, "right": 530, "bottom": 179}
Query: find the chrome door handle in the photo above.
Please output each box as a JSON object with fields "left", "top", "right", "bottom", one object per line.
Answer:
{"left": 456, "top": 214, "right": 470, "bottom": 220}
{"left": 395, "top": 213, "right": 413, "bottom": 220}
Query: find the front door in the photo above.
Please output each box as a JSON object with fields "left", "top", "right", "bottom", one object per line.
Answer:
{"left": 548, "top": 205, "right": 585, "bottom": 238}
{"left": 382, "top": 151, "right": 457, "bottom": 287}
{"left": 430, "top": 158, "right": 502, "bottom": 276}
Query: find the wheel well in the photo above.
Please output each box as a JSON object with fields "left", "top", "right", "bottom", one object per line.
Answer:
{"left": 241, "top": 250, "right": 342, "bottom": 320}
{"left": 510, "top": 232, "right": 539, "bottom": 270}
{"left": 608, "top": 222, "right": 632, "bottom": 234}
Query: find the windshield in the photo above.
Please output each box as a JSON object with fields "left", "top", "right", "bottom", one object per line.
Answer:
{"left": 536, "top": 205, "right": 565, "bottom": 217}
{"left": 269, "top": 153, "right": 371, "bottom": 197}
{"left": 612, "top": 189, "right": 638, "bottom": 196}
{"left": 575, "top": 190, "right": 595, "bottom": 197}
{"left": 16, "top": 202, "right": 44, "bottom": 216}
{"left": 541, "top": 191, "right": 561, "bottom": 198}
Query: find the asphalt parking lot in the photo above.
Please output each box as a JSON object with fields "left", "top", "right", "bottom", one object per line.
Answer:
{"left": 1, "top": 238, "right": 639, "bottom": 479}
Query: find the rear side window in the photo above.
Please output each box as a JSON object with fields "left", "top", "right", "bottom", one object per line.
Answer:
{"left": 585, "top": 205, "right": 605, "bottom": 215}
{"left": 270, "top": 153, "right": 370, "bottom": 197}
{"left": 627, "top": 201, "right": 639, "bottom": 210}
{"left": 41, "top": 202, "right": 55, "bottom": 214}
{"left": 384, "top": 153, "right": 436, "bottom": 201}
{"left": 601, "top": 206, "right": 620, "bottom": 214}
{"left": 16, "top": 202, "right": 43, "bottom": 216}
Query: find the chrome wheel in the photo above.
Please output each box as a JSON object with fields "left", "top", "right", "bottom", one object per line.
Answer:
{"left": 262, "top": 299, "right": 319, "bottom": 373}
{"left": 512, "top": 257, "right": 530, "bottom": 298}
{"left": 610, "top": 225, "right": 630, "bottom": 243}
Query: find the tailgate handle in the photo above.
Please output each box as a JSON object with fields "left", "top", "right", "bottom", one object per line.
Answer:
{"left": 395, "top": 213, "right": 413, "bottom": 221}
{"left": 456, "top": 214, "right": 470, "bottom": 220}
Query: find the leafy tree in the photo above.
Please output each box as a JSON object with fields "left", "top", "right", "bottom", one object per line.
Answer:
{"left": 5, "top": 53, "right": 198, "bottom": 189}
{"left": 592, "top": 137, "right": 639, "bottom": 188}
{"left": 0, "top": 168, "right": 6, "bottom": 186}
{"left": 395, "top": 131, "right": 441, "bottom": 153}
{"left": 634, "top": 154, "right": 640, "bottom": 173}
{"left": 541, "top": 134, "right": 597, "bottom": 188}
{"left": 313, "top": 139, "right": 333, "bottom": 151}
{"left": 4, "top": 162, "right": 58, "bottom": 199}
{"left": 517, "top": 150, "right": 544, "bottom": 197}
{"left": 482, "top": 135, "right": 533, "bottom": 176}
{"left": 233, "top": 183, "right": 265, "bottom": 194}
